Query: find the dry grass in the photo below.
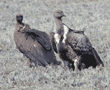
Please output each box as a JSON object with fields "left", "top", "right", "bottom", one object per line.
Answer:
{"left": 0, "top": 0, "right": 110, "bottom": 90}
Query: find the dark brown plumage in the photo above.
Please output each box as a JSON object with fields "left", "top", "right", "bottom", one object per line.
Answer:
{"left": 14, "top": 14, "right": 60, "bottom": 67}
{"left": 51, "top": 10, "right": 104, "bottom": 71}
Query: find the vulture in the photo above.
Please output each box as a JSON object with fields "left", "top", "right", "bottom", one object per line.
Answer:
{"left": 50, "top": 10, "right": 104, "bottom": 71}
{"left": 14, "top": 14, "right": 60, "bottom": 67}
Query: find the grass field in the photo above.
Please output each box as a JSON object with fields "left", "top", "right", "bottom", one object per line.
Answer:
{"left": 0, "top": 0, "right": 110, "bottom": 89}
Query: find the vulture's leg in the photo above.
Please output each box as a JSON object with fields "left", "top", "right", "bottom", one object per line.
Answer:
{"left": 74, "top": 56, "right": 81, "bottom": 72}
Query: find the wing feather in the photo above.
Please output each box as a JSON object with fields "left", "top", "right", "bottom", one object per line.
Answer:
{"left": 23, "top": 29, "right": 52, "bottom": 51}
{"left": 67, "top": 31, "right": 92, "bottom": 53}
{"left": 91, "top": 48, "right": 104, "bottom": 66}
{"left": 50, "top": 32, "right": 58, "bottom": 53}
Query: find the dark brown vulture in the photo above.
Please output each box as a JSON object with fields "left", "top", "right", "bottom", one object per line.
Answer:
{"left": 14, "top": 14, "right": 60, "bottom": 67}
{"left": 50, "top": 10, "right": 104, "bottom": 71}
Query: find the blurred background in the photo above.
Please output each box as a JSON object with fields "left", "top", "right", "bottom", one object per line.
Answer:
{"left": 0, "top": 0, "right": 110, "bottom": 89}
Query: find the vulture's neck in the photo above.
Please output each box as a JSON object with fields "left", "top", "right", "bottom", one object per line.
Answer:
{"left": 54, "top": 18, "right": 63, "bottom": 34}
{"left": 16, "top": 22, "right": 25, "bottom": 32}
{"left": 17, "top": 21, "right": 24, "bottom": 26}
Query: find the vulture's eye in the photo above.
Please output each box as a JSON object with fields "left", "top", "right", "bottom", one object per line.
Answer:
{"left": 61, "top": 11, "right": 63, "bottom": 13}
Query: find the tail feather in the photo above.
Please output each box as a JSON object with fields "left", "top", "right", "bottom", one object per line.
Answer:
{"left": 92, "top": 48, "right": 104, "bottom": 67}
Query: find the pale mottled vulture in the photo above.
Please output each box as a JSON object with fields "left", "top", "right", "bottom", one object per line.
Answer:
{"left": 50, "top": 32, "right": 81, "bottom": 70}
{"left": 14, "top": 14, "right": 60, "bottom": 67}
{"left": 50, "top": 10, "right": 104, "bottom": 71}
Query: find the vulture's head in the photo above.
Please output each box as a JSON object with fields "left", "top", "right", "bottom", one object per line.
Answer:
{"left": 53, "top": 10, "right": 65, "bottom": 19}
{"left": 16, "top": 14, "right": 23, "bottom": 24}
